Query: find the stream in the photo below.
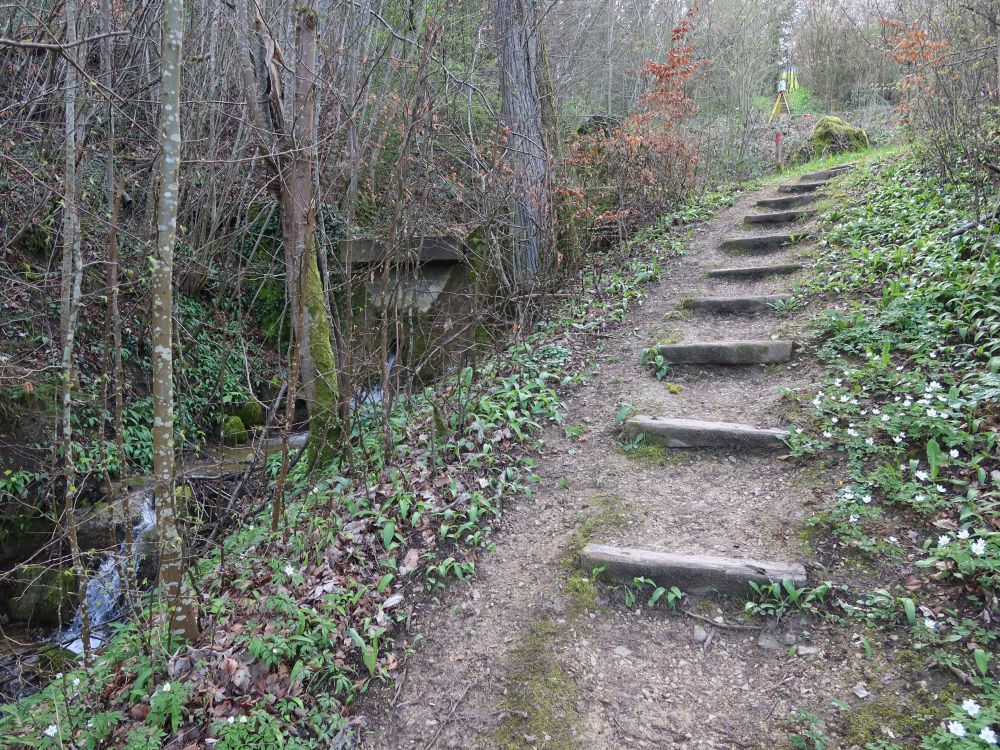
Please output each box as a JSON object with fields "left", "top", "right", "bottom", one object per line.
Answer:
{"left": 0, "top": 431, "right": 309, "bottom": 699}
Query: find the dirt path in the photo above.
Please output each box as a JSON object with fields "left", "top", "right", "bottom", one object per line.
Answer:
{"left": 359, "top": 178, "right": 884, "bottom": 749}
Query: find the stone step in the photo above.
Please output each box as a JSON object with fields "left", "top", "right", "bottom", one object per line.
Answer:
{"left": 799, "top": 166, "right": 851, "bottom": 182}
{"left": 624, "top": 415, "right": 789, "bottom": 450}
{"left": 745, "top": 209, "right": 816, "bottom": 224}
{"left": 756, "top": 194, "right": 817, "bottom": 210}
{"left": 721, "top": 233, "right": 810, "bottom": 255}
{"left": 656, "top": 340, "right": 793, "bottom": 365}
{"left": 706, "top": 262, "right": 802, "bottom": 280}
{"left": 581, "top": 543, "right": 807, "bottom": 596}
{"left": 779, "top": 182, "right": 825, "bottom": 194}
{"left": 683, "top": 295, "right": 792, "bottom": 314}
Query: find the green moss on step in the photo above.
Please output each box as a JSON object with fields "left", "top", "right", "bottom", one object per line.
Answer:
{"left": 564, "top": 571, "right": 599, "bottom": 615}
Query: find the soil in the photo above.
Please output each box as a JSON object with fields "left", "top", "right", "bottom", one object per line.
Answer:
{"left": 357, "top": 179, "right": 906, "bottom": 749}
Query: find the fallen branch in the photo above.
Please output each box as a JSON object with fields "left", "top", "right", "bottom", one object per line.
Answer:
{"left": 682, "top": 609, "right": 763, "bottom": 631}
{"left": 949, "top": 202, "right": 1000, "bottom": 238}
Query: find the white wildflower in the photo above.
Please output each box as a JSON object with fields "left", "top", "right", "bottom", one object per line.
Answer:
{"left": 831, "top": 417, "right": 839, "bottom": 424}
{"left": 915, "top": 470, "right": 929, "bottom": 481}
{"left": 240, "top": 716, "right": 248, "bottom": 724}
{"left": 849, "top": 514, "right": 860, "bottom": 523}
{"left": 962, "top": 699, "right": 981, "bottom": 718}
{"left": 823, "top": 431, "right": 833, "bottom": 439}
{"left": 936, "top": 484, "right": 947, "bottom": 494}
{"left": 928, "top": 380, "right": 942, "bottom": 391}
{"left": 228, "top": 716, "right": 235, "bottom": 724}
{"left": 925, "top": 618, "right": 937, "bottom": 630}
{"left": 949, "top": 449, "right": 959, "bottom": 458}
{"left": 283, "top": 564, "right": 296, "bottom": 577}
{"left": 947, "top": 721, "right": 966, "bottom": 737}
{"left": 862, "top": 494, "right": 872, "bottom": 504}
{"left": 847, "top": 428, "right": 858, "bottom": 437}
{"left": 44, "top": 725, "right": 58, "bottom": 738}
{"left": 881, "top": 414, "right": 890, "bottom": 422}
{"left": 980, "top": 727, "right": 997, "bottom": 745}
{"left": 957, "top": 529, "right": 970, "bottom": 540}
{"left": 971, "top": 539, "right": 987, "bottom": 556}
{"left": 938, "top": 535, "right": 951, "bottom": 548}
{"left": 893, "top": 435, "right": 903, "bottom": 444}
{"left": 162, "top": 682, "right": 171, "bottom": 693}
{"left": 840, "top": 395, "right": 850, "bottom": 403}
{"left": 927, "top": 408, "right": 938, "bottom": 418}
{"left": 865, "top": 437, "right": 875, "bottom": 446}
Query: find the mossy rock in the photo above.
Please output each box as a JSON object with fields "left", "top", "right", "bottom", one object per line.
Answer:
{"left": 807, "top": 115, "right": 869, "bottom": 156}
{"left": 34, "top": 644, "right": 78, "bottom": 675}
{"left": 9, "top": 565, "right": 77, "bottom": 626}
{"left": 233, "top": 400, "right": 264, "bottom": 428}
{"left": 222, "top": 415, "right": 248, "bottom": 445}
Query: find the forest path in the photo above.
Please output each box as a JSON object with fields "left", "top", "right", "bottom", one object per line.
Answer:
{"left": 360, "top": 175, "right": 883, "bottom": 749}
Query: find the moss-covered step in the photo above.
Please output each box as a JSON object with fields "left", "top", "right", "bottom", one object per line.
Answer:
{"left": 756, "top": 194, "right": 817, "bottom": 210}
{"left": 624, "top": 414, "right": 789, "bottom": 450}
{"left": 706, "top": 262, "right": 802, "bottom": 280}
{"left": 778, "top": 182, "right": 825, "bottom": 194}
{"left": 683, "top": 295, "right": 791, "bottom": 314}
{"left": 745, "top": 209, "right": 816, "bottom": 225}
{"left": 655, "top": 340, "right": 793, "bottom": 365}
{"left": 581, "top": 543, "right": 807, "bottom": 596}
{"left": 721, "top": 233, "right": 810, "bottom": 255}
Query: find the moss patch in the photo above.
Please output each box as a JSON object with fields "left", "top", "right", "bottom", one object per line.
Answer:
{"left": 491, "top": 620, "right": 582, "bottom": 750}
{"left": 233, "top": 400, "right": 264, "bottom": 428}
{"left": 563, "top": 493, "right": 628, "bottom": 568}
{"left": 837, "top": 690, "right": 949, "bottom": 746}
{"left": 564, "top": 571, "right": 599, "bottom": 615}
{"left": 222, "top": 415, "right": 248, "bottom": 445}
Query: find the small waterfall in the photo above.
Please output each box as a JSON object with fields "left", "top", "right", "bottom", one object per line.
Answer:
{"left": 61, "top": 491, "right": 157, "bottom": 654}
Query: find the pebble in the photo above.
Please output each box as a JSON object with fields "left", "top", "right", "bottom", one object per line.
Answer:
{"left": 756, "top": 633, "right": 783, "bottom": 651}
{"left": 614, "top": 646, "right": 633, "bottom": 658}
{"left": 693, "top": 625, "right": 708, "bottom": 644}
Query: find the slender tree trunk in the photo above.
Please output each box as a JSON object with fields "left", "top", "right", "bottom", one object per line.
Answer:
{"left": 153, "top": 0, "right": 198, "bottom": 640}
{"left": 496, "top": 0, "right": 553, "bottom": 286}
{"left": 279, "top": 0, "right": 340, "bottom": 464}
{"left": 59, "top": 0, "right": 91, "bottom": 665}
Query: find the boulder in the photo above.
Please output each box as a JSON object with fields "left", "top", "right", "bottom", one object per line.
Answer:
{"left": 233, "top": 399, "right": 264, "bottom": 428}
{"left": 8, "top": 565, "right": 77, "bottom": 626}
{"left": 222, "top": 415, "right": 248, "bottom": 445}
{"left": 799, "top": 116, "right": 869, "bottom": 161}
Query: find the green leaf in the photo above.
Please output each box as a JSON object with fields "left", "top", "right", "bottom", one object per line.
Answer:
{"left": 926, "top": 438, "right": 942, "bottom": 480}
{"left": 974, "top": 648, "right": 989, "bottom": 677}
{"left": 901, "top": 597, "right": 916, "bottom": 626}
{"left": 381, "top": 520, "right": 396, "bottom": 549}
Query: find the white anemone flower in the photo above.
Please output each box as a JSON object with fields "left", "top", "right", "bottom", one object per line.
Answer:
{"left": 947, "top": 721, "right": 966, "bottom": 738}
{"left": 962, "top": 699, "right": 981, "bottom": 717}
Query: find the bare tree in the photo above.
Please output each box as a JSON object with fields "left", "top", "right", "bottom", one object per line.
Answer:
{"left": 153, "top": 0, "right": 198, "bottom": 640}
{"left": 496, "top": 0, "right": 555, "bottom": 286}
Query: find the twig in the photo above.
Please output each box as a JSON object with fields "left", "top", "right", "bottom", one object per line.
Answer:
{"left": 949, "top": 202, "right": 1000, "bottom": 238}
{"left": 683, "top": 609, "right": 763, "bottom": 631}
{"left": 422, "top": 682, "right": 474, "bottom": 750}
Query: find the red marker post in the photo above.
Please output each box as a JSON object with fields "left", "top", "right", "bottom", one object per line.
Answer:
{"left": 775, "top": 131, "right": 783, "bottom": 172}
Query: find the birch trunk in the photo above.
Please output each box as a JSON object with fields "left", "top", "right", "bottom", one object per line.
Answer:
{"left": 496, "top": 0, "right": 554, "bottom": 285}
{"left": 153, "top": 0, "right": 198, "bottom": 640}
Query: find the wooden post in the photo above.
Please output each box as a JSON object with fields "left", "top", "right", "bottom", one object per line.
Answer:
{"left": 775, "top": 131, "right": 783, "bottom": 172}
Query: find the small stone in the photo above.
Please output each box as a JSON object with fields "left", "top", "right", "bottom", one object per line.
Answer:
{"left": 757, "top": 633, "right": 782, "bottom": 651}
{"left": 783, "top": 632, "right": 797, "bottom": 645}
{"left": 853, "top": 683, "right": 870, "bottom": 699}
{"left": 797, "top": 645, "right": 820, "bottom": 656}
{"left": 693, "top": 625, "right": 708, "bottom": 643}
{"left": 524, "top": 735, "right": 537, "bottom": 745}
{"left": 614, "top": 646, "right": 632, "bottom": 658}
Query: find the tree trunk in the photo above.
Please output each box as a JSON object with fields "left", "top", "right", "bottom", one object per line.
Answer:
{"left": 59, "top": 0, "right": 91, "bottom": 664}
{"left": 496, "top": 0, "right": 553, "bottom": 285}
{"left": 279, "top": 0, "right": 340, "bottom": 464}
{"left": 153, "top": 0, "right": 198, "bottom": 640}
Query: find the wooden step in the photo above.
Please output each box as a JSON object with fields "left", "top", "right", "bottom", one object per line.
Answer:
{"left": 721, "top": 233, "right": 810, "bottom": 255}
{"left": 684, "top": 295, "right": 791, "bottom": 314}
{"left": 779, "top": 182, "right": 825, "bottom": 194}
{"left": 745, "top": 209, "right": 816, "bottom": 225}
{"left": 624, "top": 415, "right": 789, "bottom": 450}
{"left": 706, "top": 262, "right": 802, "bottom": 281}
{"left": 799, "top": 166, "right": 851, "bottom": 182}
{"left": 656, "top": 340, "right": 793, "bottom": 365}
{"left": 756, "top": 194, "right": 817, "bottom": 210}
{"left": 581, "top": 544, "right": 807, "bottom": 596}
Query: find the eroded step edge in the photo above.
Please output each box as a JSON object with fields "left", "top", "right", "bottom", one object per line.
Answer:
{"left": 799, "top": 166, "right": 851, "bottom": 182}
{"left": 778, "top": 182, "right": 825, "bottom": 194}
{"left": 656, "top": 340, "right": 793, "bottom": 365}
{"left": 624, "top": 415, "right": 789, "bottom": 450}
{"left": 721, "top": 234, "right": 811, "bottom": 255}
{"left": 756, "top": 194, "right": 817, "bottom": 210}
{"left": 706, "top": 263, "right": 802, "bottom": 280}
{"left": 582, "top": 544, "right": 808, "bottom": 596}
{"left": 683, "top": 295, "right": 792, "bottom": 314}
{"left": 745, "top": 209, "right": 816, "bottom": 224}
